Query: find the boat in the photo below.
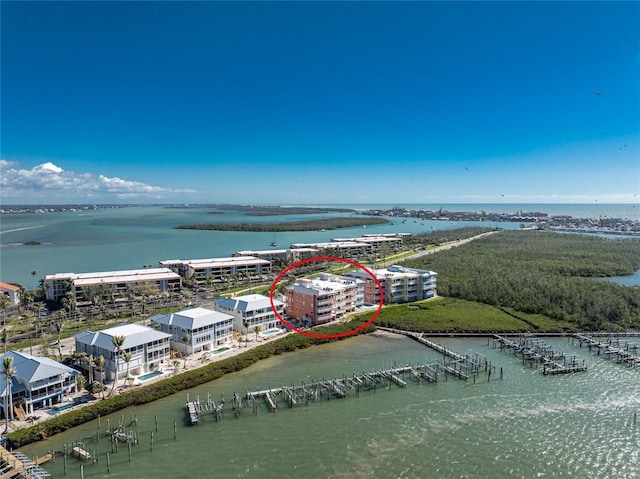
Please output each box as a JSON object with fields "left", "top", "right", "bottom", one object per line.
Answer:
{"left": 72, "top": 444, "right": 92, "bottom": 460}
{"left": 114, "top": 431, "right": 134, "bottom": 443}
{"left": 112, "top": 425, "right": 135, "bottom": 443}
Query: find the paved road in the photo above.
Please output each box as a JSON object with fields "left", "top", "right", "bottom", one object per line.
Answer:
{"left": 377, "top": 230, "right": 498, "bottom": 268}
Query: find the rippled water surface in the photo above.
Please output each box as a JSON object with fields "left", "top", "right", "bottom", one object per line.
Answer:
{"left": 21, "top": 334, "right": 640, "bottom": 478}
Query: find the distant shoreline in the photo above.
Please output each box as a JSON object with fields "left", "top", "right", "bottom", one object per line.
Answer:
{"left": 175, "top": 216, "right": 388, "bottom": 232}
{"left": 1, "top": 202, "right": 637, "bottom": 221}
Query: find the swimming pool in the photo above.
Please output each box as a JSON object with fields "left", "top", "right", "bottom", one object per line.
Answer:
{"left": 137, "top": 371, "right": 164, "bottom": 382}
{"left": 212, "top": 347, "right": 231, "bottom": 355}
{"left": 260, "top": 328, "right": 282, "bottom": 337}
{"left": 48, "top": 402, "right": 76, "bottom": 416}
{"left": 48, "top": 397, "right": 86, "bottom": 415}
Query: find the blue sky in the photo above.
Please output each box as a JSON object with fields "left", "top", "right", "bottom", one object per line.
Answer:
{"left": 1, "top": 1, "right": 639, "bottom": 205}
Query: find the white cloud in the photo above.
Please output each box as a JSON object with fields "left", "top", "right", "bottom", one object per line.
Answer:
{"left": 0, "top": 160, "right": 197, "bottom": 203}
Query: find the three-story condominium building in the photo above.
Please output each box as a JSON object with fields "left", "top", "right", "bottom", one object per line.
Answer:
{"left": 150, "top": 307, "right": 234, "bottom": 356}
{"left": 43, "top": 268, "right": 181, "bottom": 303}
{"left": 284, "top": 276, "right": 359, "bottom": 326}
{"left": 345, "top": 265, "right": 437, "bottom": 304}
{"left": 159, "top": 256, "right": 271, "bottom": 287}
{"left": 214, "top": 294, "right": 285, "bottom": 335}
{"left": 74, "top": 323, "right": 171, "bottom": 383}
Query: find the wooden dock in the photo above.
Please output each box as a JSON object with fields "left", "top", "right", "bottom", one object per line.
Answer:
{"left": 378, "top": 327, "right": 495, "bottom": 379}
{"left": 0, "top": 445, "right": 52, "bottom": 479}
{"left": 492, "top": 334, "right": 587, "bottom": 374}
{"left": 185, "top": 345, "right": 498, "bottom": 425}
{"left": 71, "top": 445, "right": 91, "bottom": 461}
{"left": 573, "top": 333, "right": 640, "bottom": 367}
{"left": 186, "top": 397, "right": 199, "bottom": 424}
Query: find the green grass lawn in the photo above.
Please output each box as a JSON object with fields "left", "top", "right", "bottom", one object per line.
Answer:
{"left": 353, "top": 297, "right": 577, "bottom": 333}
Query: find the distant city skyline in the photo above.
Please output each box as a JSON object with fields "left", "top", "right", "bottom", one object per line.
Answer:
{"left": 1, "top": 1, "right": 639, "bottom": 205}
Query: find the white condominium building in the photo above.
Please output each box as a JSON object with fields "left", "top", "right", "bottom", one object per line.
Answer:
{"left": 43, "top": 268, "right": 181, "bottom": 303}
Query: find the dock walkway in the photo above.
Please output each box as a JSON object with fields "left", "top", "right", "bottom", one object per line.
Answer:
{"left": 0, "top": 445, "right": 51, "bottom": 479}
{"left": 492, "top": 334, "right": 587, "bottom": 374}
{"left": 573, "top": 333, "right": 640, "bottom": 367}
{"left": 378, "top": 327, "right": 494, "bottom": 379}
{"left": 185, "top": 336, "right": 499, "bottom": 425}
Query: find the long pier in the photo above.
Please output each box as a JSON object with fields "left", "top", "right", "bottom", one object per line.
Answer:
{"left": 186, "top": 352, "right": 497, "bottom": 424}
{"left": 572, "top": 333, "right": 640, "bottom": 367}
{"left": 492, "top": 334, "right": 587, "bottom": 374}
{"left": 377, "top": 327, "right": 495, "bottom": 379}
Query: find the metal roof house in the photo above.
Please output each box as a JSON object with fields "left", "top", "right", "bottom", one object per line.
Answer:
{"left": 74, "top": 323, "right": 171, "bottom": 383}
{"left": 214, "top": 294, "right": 285, "bottom": 336}
{"left": 150, "top": 307, "right": 234, "bottom": 356}
{"left": 0, "top": 350, "right": 78, "bottom": 418}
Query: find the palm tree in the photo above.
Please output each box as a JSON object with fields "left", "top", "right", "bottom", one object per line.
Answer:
{"left": 254, "top": 325, "right": 261, "bottom": 342}
{"left": 2, "top": 356, "right": 15, "bottom": 433}
{"left": 86, "top": 354, "right": 95, "bottom": 385}
{"left": 53, "top": 320, "right": 64, "bottom": 361}
{"left": 123, "top": 352, "right": 132, "bottom": 387}
{"left": 30, "top": 270, "right": 37, "bottom": 294}
{"left": 243, "top": 320, "right": 250, "bottom": 347}
{"left": 0, "top": 330, "right": 7, "bottom": 354}
{"left": 110, "top": 335, "right": 126, "bottom": 395}
{"left": 26, "top": 311, "right": 34, "bottom": 355}
{"left": 96, "top": 355, "right": 105, "bottom": 399}
{"left": 0, "top": 294, "right": 9, "bottom": 335}
{"left": 181, "top": 334, "right": 190, "bottom": 368}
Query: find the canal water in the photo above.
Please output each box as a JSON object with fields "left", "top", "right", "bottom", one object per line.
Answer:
{"left": 21, "top": 333, "right": 640, "bottom": 478}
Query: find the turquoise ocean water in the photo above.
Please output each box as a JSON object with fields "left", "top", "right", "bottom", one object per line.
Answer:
{"left": 2, "top": 203, "right": 639, "bottom": 478}
{"left": 20, "top": 333, "right": 640, "bottom": 479}
{"left": 1, "top": 203, "right": 637, "bottom": 288}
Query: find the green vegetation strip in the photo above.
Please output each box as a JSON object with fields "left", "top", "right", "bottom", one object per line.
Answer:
{"left": 175, "top": 217, "right": 388, "bottom": 232}
{"left": 355, "top": 297, "right": 576, "bottom": 333}
{"left": 402, "top": 230, "right": 640, "bottom": 330}
{"left": 7, "top": 322, "right": 375, "bottom": 449}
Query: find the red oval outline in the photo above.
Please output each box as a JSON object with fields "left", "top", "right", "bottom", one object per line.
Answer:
{"left": 269, "top": 256, "right": 384, "bottom": 339}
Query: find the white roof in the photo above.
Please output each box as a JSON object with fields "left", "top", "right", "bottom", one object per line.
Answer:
{"left": 287, "top": 278, "right": 352, "bottom": 296}
{"left": 178, "top": 256, "right": 271, "bottom": 268}
{"left": 0, "top": 351, "right": 77, "bottom": 397}
{"left": 45, "top": 268, "right": 179, "bottom": 283}
{"left": 215, "top": 294, "right": 283, "bottom": 313}
{"left": 290, "top": 241, "right": 368, "bottom": 249}
{"left": 74, "top": 270, "right": 180, "bottom": 287}
{"left": 74, "top": 323, "right": 171, "bottom": 351}
{"left": 235, "top": 249, "right": 289, "bottom": 255}
{"left": 331, "top": 236, "right": 401, "bottom": 243}
{"left": 151, "top": 307, "right": 234, "bottom": 329}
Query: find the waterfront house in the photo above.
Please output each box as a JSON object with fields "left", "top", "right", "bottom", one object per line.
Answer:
{"left": 0, "top": 350, "right": 78, "bottom": 418}
{"left": 214, "top": 294, "right": 284, "bottom": 335}
{"left": 74, "top": 323, "right": 171, "bottom": 383}
{"left": 0, "top": 282, "right": 20, "bottom": 306}
{"left": 150, "top": 307, "right": 234, "bottom": 356}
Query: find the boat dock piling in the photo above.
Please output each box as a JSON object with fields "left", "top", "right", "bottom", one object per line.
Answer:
{"left": 186, "top": 353, "right": 497, "bottom": 424}
{"left": 377, "top": 327, "right": 495, "bottom": 380}
{"left": 572, "top": 333, "right": 640, "bottom": 367}
{"left": 492, "top": 334, "right": 587, "bottom": 374}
